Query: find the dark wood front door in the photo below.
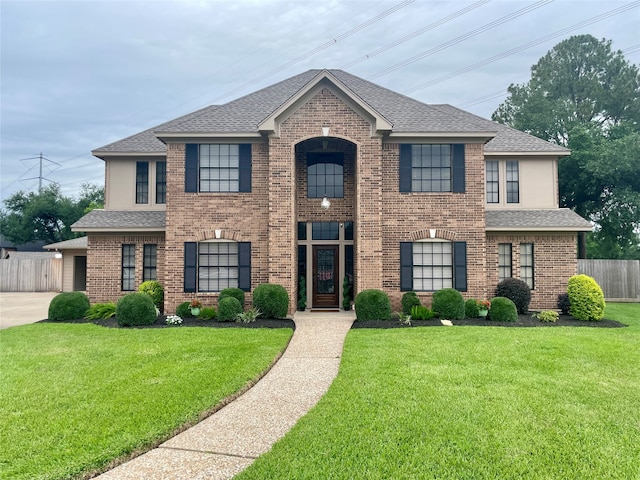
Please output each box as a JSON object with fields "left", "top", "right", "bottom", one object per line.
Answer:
{"left": 313, "top": 245, "right": 339, "bottom": 307}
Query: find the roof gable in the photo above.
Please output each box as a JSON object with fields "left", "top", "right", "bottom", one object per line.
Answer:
{"left": 258, "top": 70, "right": 393, "bottom": 136}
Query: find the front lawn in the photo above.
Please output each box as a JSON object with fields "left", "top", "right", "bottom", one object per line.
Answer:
{"left": 0, "top": 323, "right": 292, "bottom": 480}
{"left": 238, "top": 303, "right": 640, "bottom": 479}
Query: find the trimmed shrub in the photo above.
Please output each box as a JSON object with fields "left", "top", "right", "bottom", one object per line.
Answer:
{"left": 401, "top": 291, "right": 421, "bottom": 315}
{"left": 557, "top": 293, "right": 571, "bottom": 315}
{"left": 138, "top": 280, "right": 164, "bottom": 310}
{"left": 48, "top": 292, "right": 90, "bottom": 321}
{"left": 567, "top": 274, "right": 605, "bottom": 321}
{"left": 116, "top": 293, "right": 157, "bottom": 327}
{"left": 176, "top": 301, "right": 194, "bottom": 319}
{"left": 218, "top": 297, "right": 243, "bottom": 322}
{"left": 432, "top": 288, "right": 465, "bottom": 320}
{"left": 198, "top": 306, "right": 217, "bottom": 320}
{"left": 219, "top": 288, "right": 245, "bottom": 307}
{"left": 488, "top": 297, "right": 518, "bottom": 322}
{"left": 495, "top": 278, "right": 531, "bottom": 314}
{"left": 465, "top": 299, "right": 480, "bottom": 318}
{"left": 410, "top": 305, "right": 435, "bottom": 320}
{"left": 355, "top": 289, "right": 391, "bottom": 321}
{"left": 84, "top": 302, "right": 116, "bottom": 320}
{"left": 252, "top": 283, "right": 289, "bottom": 319}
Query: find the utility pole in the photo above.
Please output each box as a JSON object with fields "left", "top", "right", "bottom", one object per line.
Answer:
{"left": 21, "top": 153, "right": 61, "bottom": 192}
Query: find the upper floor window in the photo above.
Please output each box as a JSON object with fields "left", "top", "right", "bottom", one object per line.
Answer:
{"left": 486, "top": 161, "right": 499, "bottom": 203}
{"left": 399, "top": 144, "right": 465, "bottom": 193}
{"left": 136, "top": 162, "right": 149, "bottom": 204}
{"left": 307, "top": 152, "right": 344, "bottom": 198}
{"left": 185, "top": 144, "right": 252, "bottom": 193}
{"left": 156, "top": 161, "right": 166, "bottom": 204}
{"left": 506, "top": 160, "right": 519, "bottom": 203}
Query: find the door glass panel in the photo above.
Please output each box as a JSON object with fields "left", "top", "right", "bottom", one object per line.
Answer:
{"left": 317, "top": 249, "right": 335, "bottom": 294}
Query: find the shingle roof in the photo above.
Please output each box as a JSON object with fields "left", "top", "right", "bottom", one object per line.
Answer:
{"left": 44, "top": 236, "right": 88, "bottom": 250}
{"left": 95, "top": 69, "right": 565, "bottom": 155}
{"left": 72, "top": 210, "right": 166, "bottom": 231}
{"left": 486, "top": 209, "right": 592, "bottom": 231}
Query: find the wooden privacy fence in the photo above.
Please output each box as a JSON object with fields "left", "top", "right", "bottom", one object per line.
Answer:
{"left": 578, "top": 259, "right": 640, "bottom": 301}
{"left": 0, "top": 258, "right": 63, "bottom": 292}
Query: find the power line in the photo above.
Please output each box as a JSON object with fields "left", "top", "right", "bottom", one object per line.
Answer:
{"left": 199, "top": 0, "right": 415, "bottom": 106}
{"left": 370, "top": 0, "right": 554, "bottom": 79}
{"left": 340, "top": 0, "right": 491, "bottom": 69}
{"left": 404, "top": 0, "right": 640, "bottom": 95}
{"left": 19, "top": 153, "right": 61, "bottom": 192}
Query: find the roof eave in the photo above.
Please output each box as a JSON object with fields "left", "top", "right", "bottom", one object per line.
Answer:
{"left": 388, "top": 132, "right": 496, "bottom": 142}
{"left": 485, "top": 150, "right": 570, "bottom": 157}
{"left": 92, "top": 150, "right": 166, "bottom": 160}
{"left": 486, "top": 226, "right": 592, "bottom": 232}
{"left": 71, "top": 226, "right": 166, "bottom": 233}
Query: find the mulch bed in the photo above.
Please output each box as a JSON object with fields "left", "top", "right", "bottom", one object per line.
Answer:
{"left": 352, "top": 314, "right": 627, "bottom": 329}
{"left": 38, "top": 316, "right": 296, "bottom": 330}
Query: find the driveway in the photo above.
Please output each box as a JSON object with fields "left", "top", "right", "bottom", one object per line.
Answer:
{"left": 0, "top": 292, "right": 59, "bottom": 329}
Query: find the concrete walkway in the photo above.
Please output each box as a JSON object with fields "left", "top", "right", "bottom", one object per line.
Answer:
{"left": 97, "top": 310, "right": 356, "bottom": 479}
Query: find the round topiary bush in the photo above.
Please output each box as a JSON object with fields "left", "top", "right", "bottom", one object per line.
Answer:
{"left": 116, "top": 292, "right": 157, "bottom": 327}
{"left": 219, "top": 287, "right": 245, "bottom": 307}
{"left": 355, "top": 289, "right": 391, "bottom": 321}
{"left": 176, "top": 301, "right": 194, "bottom": 318}
{"left": 401, "top": 291, "right": 421, "bottom": 315}
{"left": 252, "top": 283, "right": 289, "bottom": 319}
{"left": 432, "top": 288, "right": 465, "bottom": 320}
{"left": 48, "top": 292, "right": 90, "bottom": 321}
{"left": 218, "top": 296, "right": 243, "bottom": 322}
{"left": 138, "top": 280, "right": 164, "bottom": 310}
{"left": 488, "top": 296, "right": 518, "bottom": 322}
{"left": 495, "top": 278, "right": 531, "bottom": 314}
{"left": 464, "top": 299, "right": 480, "bottom": 318}
{"left": 567, "top": 274, "right": 605, "bottom": 321}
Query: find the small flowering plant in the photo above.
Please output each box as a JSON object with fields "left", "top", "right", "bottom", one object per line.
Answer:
{"left": 189, "top": 299, "right": 202, "bottom": 309}
{"left": 166, "top": 314, "right": 183, "bottom": 326}
{"left": 476, "top": 300, "right": 491, "bottom": 310}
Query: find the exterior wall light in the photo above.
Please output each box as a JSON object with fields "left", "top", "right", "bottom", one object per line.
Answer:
{"left": 321, "top": 196, "right": 331, "bottom": 210}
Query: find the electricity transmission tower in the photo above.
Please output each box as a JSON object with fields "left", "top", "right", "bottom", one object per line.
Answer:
{"left": 21, "top": 153, "right": 60, "bottom": 192}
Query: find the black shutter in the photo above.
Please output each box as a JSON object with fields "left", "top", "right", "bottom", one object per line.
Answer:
{"left": 185, "top": 144, "right": 198, "bottom": 193}
{"left": 454, "top": 241, "right": 467, "bottom": 292}
{"left": 239, "top": 144, "right": 252, "bottom": 192}
{"left": 452, "top": 144, "right": 465, "bottom": 193}
{"left": 400, "top": 242, "right": 413, "bottom": 291}
{"left": 184, "top": 242, "right": 197, "bottom": 292}
{"left": 238, "top": 242, "right": 251, "bottom": 291}
{"left": 399, "top": 144, "right": 412, "bottom": 192}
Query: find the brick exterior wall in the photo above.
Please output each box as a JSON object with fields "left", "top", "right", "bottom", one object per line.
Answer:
{"left": 86, "top": 233, "right": 165, "bottom": 304}
{"left": 486, "top": 232, "right": 579, "bottom": 310}
{"left": 84, "top": 85, "right": 580, "bottom": 314}
{"left": 381, "top": 143, "right": 488, "bottom": 311}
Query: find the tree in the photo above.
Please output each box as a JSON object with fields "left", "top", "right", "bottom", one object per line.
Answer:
{"left": 0, "top": 183, "right": 104, "bottom": 245}
{"left": 492, "top": 35, "right": 640, "bottom": 259}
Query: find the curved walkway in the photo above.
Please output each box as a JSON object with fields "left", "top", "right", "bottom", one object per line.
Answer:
{"left": 97, "top": 310, "right": 355, "bottom": 479}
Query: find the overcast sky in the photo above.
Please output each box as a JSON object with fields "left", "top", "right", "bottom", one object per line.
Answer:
{"left": 1, "top": 0, "right": 638, "bottom": 202}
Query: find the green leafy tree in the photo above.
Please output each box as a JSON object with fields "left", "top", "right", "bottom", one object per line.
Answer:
{"left": 0, "top": 183, "right": 104, "bottom": 244}
{"left": 493, "top": 35, "right": 640, "bottom": 259}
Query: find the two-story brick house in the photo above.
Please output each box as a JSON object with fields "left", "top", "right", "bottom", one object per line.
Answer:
{"left": 73, "top": 69, "right": 591, "bottom": 314}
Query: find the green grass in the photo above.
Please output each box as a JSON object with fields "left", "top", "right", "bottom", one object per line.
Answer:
{"left": 238, "top": 303, "right": 640, "bottom": 479}
{"left": 0, "top": 323, "right": 292, "bottom": 480}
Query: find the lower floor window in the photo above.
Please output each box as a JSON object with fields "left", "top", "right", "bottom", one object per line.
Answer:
{"left": 121, "top": 244, "right": 135, "bottom": 291}
{"left": 143, "top": 244, "right": 157, "bottom": 281}
{"left": 498, "top": 243, "right": 512, "bottom": 282}
{"left": 198, "top": 242, "right": 238, "bottom": 292}
{"left": 412, "top": 242, "right": 453, "bottom": 291}
{"left": 520, "top": 243, "right": 534, "bottom": 288}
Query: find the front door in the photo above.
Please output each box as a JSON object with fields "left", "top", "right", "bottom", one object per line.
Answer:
{"left": 313, "top": 245, "right": 339, "bottom": 307}
{"left": 73, "top": 256, "right": 87, "bottom": 291}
